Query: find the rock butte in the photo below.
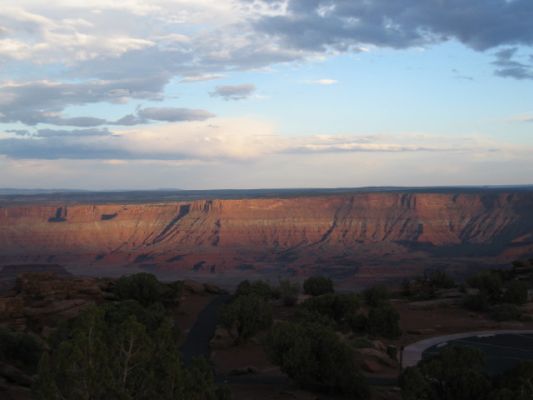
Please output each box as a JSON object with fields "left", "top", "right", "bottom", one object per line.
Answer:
{"left": 0, "top": 192, "right": 532, "bottom": 278}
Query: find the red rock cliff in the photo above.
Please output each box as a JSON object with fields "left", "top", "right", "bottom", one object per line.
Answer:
{"left": 0, "top": 192, "right": 532, "bottom": 274}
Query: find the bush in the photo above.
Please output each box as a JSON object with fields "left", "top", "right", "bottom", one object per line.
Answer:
{"left": 467, "top": 271, "right": 503, "bottom": 301}
{"left": 294, "top": 308, "right": 337, "bottom": 329}
{"left": 265, "top": 321, "right": 368, "bottom": 397}
{"left": 463, "top": 293, "right": 490, "bottom": 312}
{"left": 490, "top": 304, "right": 522, "bottom": 322}
{"left": 502, "top": 281, "right": 528, "bottom": 305}
{"left": 235, "top": 280, "right": 275, "bottom": 300}
{"left": 366, "top": 303, "right": 401, "bottom": 339}
{"left": 491, "top": 361, "right": 533, "bottom": 399}
{"left": 352, "top": 337, "right": 373, "bottom": 349}
{"left": 427, "top": 270, "right": 456, "bottom": 289}
{"left": 220, "top": 295, "right": 273, "bottom": 342}
{"left": 0, "top": 328, "right": 43, "bottom": 374}
{"left": 400, "top": 346, "right": 491, "bottom": 400}
{"left": 348, "top": 314, "right": 368, "bottom": 333}
{"left": 401, "top": 278, "right": 437, "bottom": 301}
{"left": 303, "top": 276, "right": 334, "bottom": 296}
{"left": 113, "top": 273, "right": 164, "bottom": 306}
{"left": 363, "top": 285, "right": 390, "bottom": 307}
{"left": 277, "top": 279, "right": 300, "bottom": 306}
{"left": 301, "top": 293, "right": 360, "bottom": 327}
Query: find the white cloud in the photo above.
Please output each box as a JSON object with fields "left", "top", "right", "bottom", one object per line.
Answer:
{"left": 309, "top": 79, "right": 338, "bottom": 85}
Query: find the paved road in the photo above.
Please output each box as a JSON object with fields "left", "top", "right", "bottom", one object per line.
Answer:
{"left": 402, "top": 329, "right": 533, "bottom": 369}
{"left": 179, "top": 294, "right": 231, "bottom": 366}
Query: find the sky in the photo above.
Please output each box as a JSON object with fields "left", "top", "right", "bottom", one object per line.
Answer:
{"left": 0, "top": 0, "right": 532, "bottom": 190}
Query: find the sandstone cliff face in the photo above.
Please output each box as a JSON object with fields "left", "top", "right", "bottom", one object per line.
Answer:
{"left": 0, "top": 192, "right": 532, "bottom": 274}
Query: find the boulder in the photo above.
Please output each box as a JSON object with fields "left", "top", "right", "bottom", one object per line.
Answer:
{"left": 357, "top": 348, "right": 397, "bottom": 369}
{"left": 362, "top": 359, "right": 385, "bottom": 373}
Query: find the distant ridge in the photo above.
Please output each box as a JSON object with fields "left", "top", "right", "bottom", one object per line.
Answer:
{"left": 0, "top": 185, "right": 532, "bottom": 205}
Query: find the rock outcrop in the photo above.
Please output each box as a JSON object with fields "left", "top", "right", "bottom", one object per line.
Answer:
{"left": 0, "top": 272, "right": 110, "bottom": 333}
{"left": 0, "top": 192, "right": 532, "bottom": 277}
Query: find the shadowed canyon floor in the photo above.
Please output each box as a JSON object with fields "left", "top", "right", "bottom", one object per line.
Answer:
{"left": 1, "top": 189, "right": 532, "bottom": 287}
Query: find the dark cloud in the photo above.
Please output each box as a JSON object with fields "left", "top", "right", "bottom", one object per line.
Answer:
{"left": 0, "top": 137, "right": 126, "bottom": 160}
{"left": 0, "top": 76, "right": 168, "bottom": 126}
{"left": 111, "top": 107, "right": 215, "bottom": 125}
{"left": 137, "top": 107, "right": 215, "bottom": 122}
{"left": 34, "top": 128, "right": 112, "bottom": 138}
{"left": 209, "top": 84, "right": 256, "bottom": 100}
{"left": 253, "top": 0, "right": 533, "bottom": 52}
{"left": 492, "top": 47, "right": 533, "bottom": 79}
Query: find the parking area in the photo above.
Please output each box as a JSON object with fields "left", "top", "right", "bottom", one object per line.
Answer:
{"left": 423, "top": 333, "right": 533, "bottom": 375}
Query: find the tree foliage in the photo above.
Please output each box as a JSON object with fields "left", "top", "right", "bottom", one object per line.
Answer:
{"left": 400, "top": 346, "right": 491, "bottom": 400}
{"left": 363, "top": 285, "right": 390, "bottom": 307}
{"left": 34, "top": 301, "right": 225, "bottom": 400}
{"left": 300, "top": 293, "right": 360, "bottom": 327}
{"left": 401, "top": 347, "right": 533, "bottom": 400}
{"left": 234, "top": 280, "right": 276, "bottom": 300}
{"left": 366, "top": 303, "right": 401, "bottom": 339}
{"left": 0, "top": 327, "right": 43, "bottom": 374}
{"left": 220, "top": 294, "right": 272, "bottom": 342}
{"left": 113, "top": 273, "right": 182, "bottom": 307}
{"left": 303, "top": 276, "right": 334, "bottom": 296}
{"left": 265, "top": 321, "right": 368, "bottom": 398}
{"left": 277, "top": 279, "right": 300, "bottom": 306}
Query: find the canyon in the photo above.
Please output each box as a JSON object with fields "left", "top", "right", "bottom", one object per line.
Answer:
{"left": 0, "top": 190, "right": 532, "bottom": 285}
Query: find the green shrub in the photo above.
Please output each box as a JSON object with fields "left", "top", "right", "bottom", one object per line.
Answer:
{"left": 265, "top": 321, "right": 368, "bottom": 397}
{"left": 427, "top": 270, "right": 456, "bottom": 289}
{"left": 348, "top": 313, "right": 368, "bottom": 333}
{"left": 277, "top": 279, "right": 300, "bottom": 306}
{"left": 113, "top": 273, "right": 164, "bottom": 306}
{"left": 303, "top": 276, "right": 334, "bottom": 296}
{"left": 490, "top": 304, "right": 522, "bottom": 321}
{"left": 463, "top": 293, "right": 490, "bottom": 312}
{"left": 491, "top": 361, "right": 533, "bottom": 399}
{"left": 467, "top": 271, "right": 503, "bottom": 301}
{"left": 235, "top": 280, "right": 275, "bottom": 300}
{"left": 301, "top": 293, "right": 360, "bottom": 327}
{"left": 351, "top": 337, "right": 373, "bottom": 349}
{"left": 220, "top": 295, "right": 273, "bottom": 342}
{"left": 363, "top": 285, "right": 390, "bottom": 307}
{"left": 294, "top": 308, "right": 336, "bottom": 328}
{"left": 0, "top": 328, "right": 43, "bottom": 374}
{"left": 366, "top": 303, "right": 401, "bottom": 339}
{"left": 502, "top": 281, "right": 528, "bottom": 305}
{"left": 400, "top": 346, "right": 490, "bottom": 400}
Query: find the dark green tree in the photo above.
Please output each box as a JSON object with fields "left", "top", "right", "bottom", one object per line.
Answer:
{"left": 303, "top": 276, "right": 334, "bottom": 296}
{"left": 366, "top": 303, "right": 401, "bottom": 339}
{"left": 234, "top": 280, "right": 275, "bottom": 300}
{"left": 266, "top": 321, "right": 368, "bottom": 398}
{"left": 363, "top": 285, "right": 390, "bottom": 307}
{"left": 400, "top": 346, "right": 491, "bottom": 400}
{"left": 220, "top": 294, "right": 273, "bottom": 342}
{"left": 301, "top": 293, "right": 360, "bottom": 327}
{"left": 502, "top": 280, "right": 528, "bottom": 305}
{"left": 113, "top": 273, "right": 164, "bottom": 306}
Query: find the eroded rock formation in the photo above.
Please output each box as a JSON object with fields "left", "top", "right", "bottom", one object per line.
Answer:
{"left": 0, "top": 192, "right": 532, "bottom": 277}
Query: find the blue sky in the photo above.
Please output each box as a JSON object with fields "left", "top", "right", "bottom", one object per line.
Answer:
{"left": 0, "top": 1, "right": 532, "bottom": 189}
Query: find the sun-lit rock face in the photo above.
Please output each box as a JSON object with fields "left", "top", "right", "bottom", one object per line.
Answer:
{"left": 0, "top": 192, "right": 532, "bottom": 275}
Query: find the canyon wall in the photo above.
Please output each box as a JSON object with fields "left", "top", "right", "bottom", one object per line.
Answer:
{"left": 1, "top": 192, "right": 532, "bottom": 279}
